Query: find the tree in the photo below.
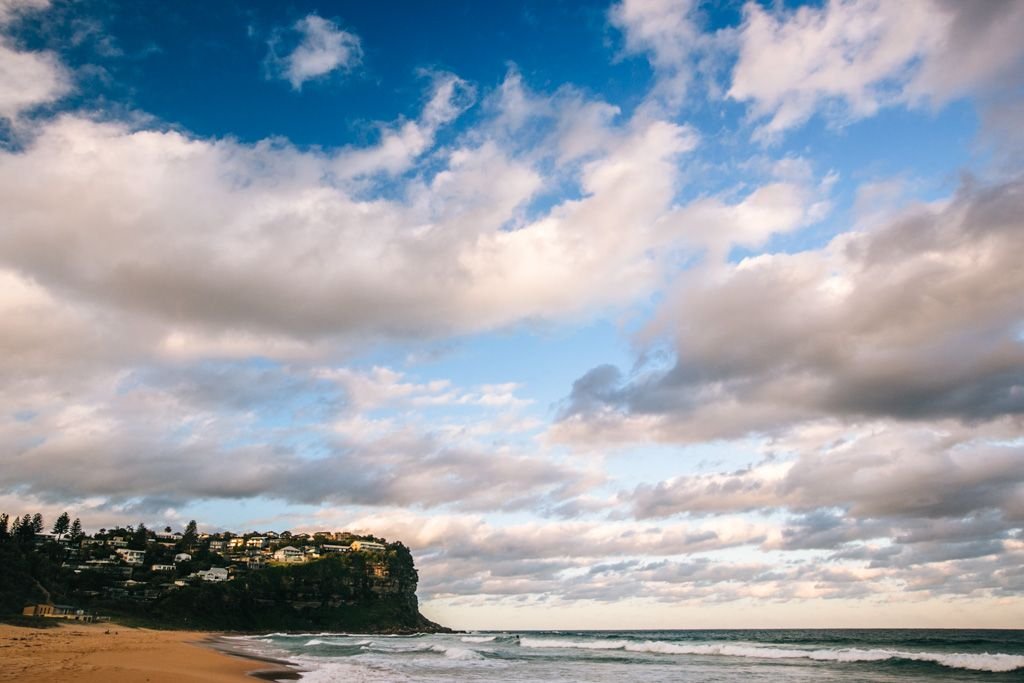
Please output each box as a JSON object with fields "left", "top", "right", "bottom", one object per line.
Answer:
{"left": 17, "top": 514, "right": 34, "bottom": 543}
{"left": 132, "top": 523, "right": 150, "bottom": 549}
{"left": 31, "top": 513, "right": 44, "bottom": 533}
{"left": 52, "top": 512, "right": 71, "bottom": 540}
{"left": 0, "top": 513, "right": 8, "bottom": 541}
{"left": 181, "top": 520, "right": 198, "bottom": 549}
{"left": 70, "top": 518, "right": 83, "bottom": 542}
{"left": 164, "top": 526, "right": 173, "bottom": 534}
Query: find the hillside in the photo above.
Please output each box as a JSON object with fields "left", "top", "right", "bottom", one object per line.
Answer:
{"left": 0, "top": 512, "right": 448, "bottom": 633}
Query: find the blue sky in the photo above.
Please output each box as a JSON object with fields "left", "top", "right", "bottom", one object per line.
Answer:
{"left": 1, "top": 0, "right": 1023, "bottom": 629}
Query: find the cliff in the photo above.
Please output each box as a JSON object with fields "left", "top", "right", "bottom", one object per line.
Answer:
{"left": 0, "top": 526, "right": 448, "bottom": 634}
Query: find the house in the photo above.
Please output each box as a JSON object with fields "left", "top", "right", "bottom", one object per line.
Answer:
{"left": 115, "top": 548, "right": 145, "bottom": 565}
{"left": 272, "top": 546, "right": 305, "bottom": 563}
{"left": 208, "top": 540, "right": 226, "bottom": 552}
{"left": 246, "top": 536, "right": 267, "bottom": 548}
{"left": 151, "top": 564, "right": 175, "bottom": 572}
{"left": 174, "top": 553, "right": 192, "bottom": 563}
{"left": 321, "top": 544, "right": 351, "bottom": 554}
{"left": 350, "top": 540, "right": 386, "bottom": 553}
{"left": 22, "top": 604, "right": 96, "bottom": 622}
{"left": 228, "top": 537, "right": 246, "bottom": 549}
{"left": 194, "top": 567, "right": 229, "bottom": 582}
{"left": 246, "top": 556, "right": 265, "bottom": 569}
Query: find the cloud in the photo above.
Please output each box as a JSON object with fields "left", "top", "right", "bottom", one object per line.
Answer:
{"left": 267, "top": 14, "right": 362, "bottom": 90}
{"left": 0, "top": 360, "right": 594, "bottom": 514}
{"left": 0, "top": 0, "right": 70, "bottom": 122}
{"left": 608, "top": 0, "right": 732, "bottom": 110}
{"left": 314, "top": 507, "right": 1023, "bottom": 606}
{"left": 729, "top": 0, "right": 1024, "bottom": 139}
{"left": 0, "top": 96, "right": 699, "bottom": 366}
{"left": 625, "top": 420, "right": 1024, "bottom": 523}
{"left": 554, "top": 176, "right": 1024, "bottom": 445}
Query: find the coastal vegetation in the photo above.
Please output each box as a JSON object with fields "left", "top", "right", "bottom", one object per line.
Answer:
{"left": 0, "top": 511, "right": 447, "bottom": 633}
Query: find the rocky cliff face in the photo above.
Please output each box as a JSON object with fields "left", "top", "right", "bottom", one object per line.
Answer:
{"left": 134, "top": 546, "right": 450, "bottom": 633}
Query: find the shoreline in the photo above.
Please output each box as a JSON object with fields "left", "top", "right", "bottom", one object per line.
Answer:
{"left": 0, "top": 621, "right": 303, "bottom": 682}
{"left": 202, "top": 634, "right": 305, "bottom": 681}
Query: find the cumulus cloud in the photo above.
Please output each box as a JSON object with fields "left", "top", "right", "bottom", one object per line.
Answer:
{"left": 0, "top": 101, "right": 699, "bottom": 365}
{"left": 268, "top": 14, "right": 362, "bottom": 90}
{"left": 554, "top": 176, "right": 1024, "bottom": 445}
{"left": 0, "top": 0, "right": 70, "bottom": 122}
{"left": 729, "top": 0, "right": 1024, "bottom": 139}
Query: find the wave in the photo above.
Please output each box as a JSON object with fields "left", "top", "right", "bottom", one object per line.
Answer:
{"left": 461, "top": 635, "right": 497, "bottom": 643}
{"left": 517, "top": 638, "right": 1024, "bottom": 673}
{"left": 303, "top": 637, "right": 372, "bottom": 647}
{"left": 431, "top": 644, "right": 484, "bottom": 660}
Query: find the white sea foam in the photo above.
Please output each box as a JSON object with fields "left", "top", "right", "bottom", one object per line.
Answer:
{"left": 431, "top": 644, "right": 485, "bottom": 660}
{"left": 304, "top": 637, "right": 372, "bottom": 647}
{"left": 517, "top": 638, "right": 1024, "bottom": 673}
{"left": 461, "top": 635, "right": 497, "bottom": 643}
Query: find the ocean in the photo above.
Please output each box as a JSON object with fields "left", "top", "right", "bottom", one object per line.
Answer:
{"left": 228, "top": 629, "right": 1024, "bottom": 681}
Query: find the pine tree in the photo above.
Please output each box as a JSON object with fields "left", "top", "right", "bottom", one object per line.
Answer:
{"left": 0, "top": 512, "right": 8, "bottom": 541}
{"left": 52, "top": 511, "right": 71, "bottom": 540}
{"left": 181, "top": 519, "right": 199, "bottom": 549}
{"left": 132, "top": 522, "right": 149, "bottom": 549}
{"left": 17, "top": 514, "right": 34, "bottom": 542}
{"left": 70, "top": 517, "right": 83, "bottom": 542}
{"left": 31, "top": 513, "right": 44, "bottom": 533}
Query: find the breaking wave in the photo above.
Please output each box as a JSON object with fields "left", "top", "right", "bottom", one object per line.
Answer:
{"left": 517, "top": 638, "right": 1024, "bottom": 673}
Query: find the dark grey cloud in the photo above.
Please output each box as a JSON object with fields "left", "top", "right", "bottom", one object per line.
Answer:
{"left": 556, "top": 176, "right": 1024, "bottom": 444}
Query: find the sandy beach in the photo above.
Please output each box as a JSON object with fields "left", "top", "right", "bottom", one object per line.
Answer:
{"left": 0, "top": 621, "right": 299, "bottom": 682}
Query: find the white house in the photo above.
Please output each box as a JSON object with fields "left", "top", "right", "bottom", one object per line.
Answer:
{"left": 173, "top": 553, "right": 192, "bottom": 563}
{"left": 272, "top": 546, "right": 305, "bottom": 563}
{"left": 151, "top": 564, "right": 175, "bottom": 572}
{"left": 351, "top": 540, "right": 386, "bottom": 553}
{"left": 246, "top": 536, "right": 268, "bottom": 548}
{"left": 195, "top": 567, "right": 229, "bottom": 582}
{"left": 115, "top": 548, "right": 145, "bottom": 565}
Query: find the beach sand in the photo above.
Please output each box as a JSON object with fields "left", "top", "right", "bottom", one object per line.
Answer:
{"left": 0, "top": 621, "right": 300, "bottom": 682}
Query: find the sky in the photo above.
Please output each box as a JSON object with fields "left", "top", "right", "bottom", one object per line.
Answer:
{"left": 1, "top": 0, "right": 1023, "bottom": 630}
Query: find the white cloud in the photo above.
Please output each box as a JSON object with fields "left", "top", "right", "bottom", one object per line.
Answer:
{"left": 608, "top": 0, "right": 731, "bottom": 111}
{"left": 0, "top": 96, "right": 700, "bottom": 365}
{"left": 0, "top": 0, "right": 70, "bottom": 121}
{"left": 269, "top": 13, "right": 362, "bottom": 90}
{"left": 729, "top": 0, "right": 1024, "bottom": 139}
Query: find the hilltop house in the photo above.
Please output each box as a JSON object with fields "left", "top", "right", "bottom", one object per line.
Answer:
{"left": 351, "top": 540, "right": 386, "bottom": 553}
{"left": 194, "top": 568, "right": 229, "bottom": 582}
{"left": 174, "top": 553, "right": 192, "bottom": 563}
{"left": 115, "top": 548, "right": 145, "bottom": 566}
{"left": 272, "top": 546, "right": 304, "bottom": 563}
{"left": 321, "top": 544, "right": 351, "bottom": 554}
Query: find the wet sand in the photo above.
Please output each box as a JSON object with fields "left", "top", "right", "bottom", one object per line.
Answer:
{"left": 0, "top": 621, "right": 300, "bottom": 682}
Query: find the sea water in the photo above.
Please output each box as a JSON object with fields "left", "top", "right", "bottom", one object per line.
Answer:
{"left": 229, "top": 629, "right": 1024, "bottom": 682}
